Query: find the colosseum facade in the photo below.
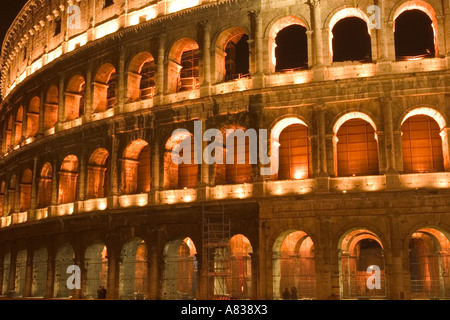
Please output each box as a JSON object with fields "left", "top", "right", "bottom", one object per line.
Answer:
{"left": 0, "top": 0, "right": 449, "bottom": 300}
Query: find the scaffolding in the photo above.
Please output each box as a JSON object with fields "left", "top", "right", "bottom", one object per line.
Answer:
{"left": 202, "top": 203, "right": 231, "bottom": 299}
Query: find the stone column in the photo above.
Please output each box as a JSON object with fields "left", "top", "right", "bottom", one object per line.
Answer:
{"left": 200, "top": 21, "right": 211, "bottom": 96}
{"left": 106, "top": 245, "right": 120, "bottom": 300}
{"left": 151, "top": 140, "right": 160, "bottom": 203}
{"left": 148, "top": 244, "right": 160, "bottom": 299}
{"left": 117, "top": 47, "right": 126, "bottom": 107}
{"left": 316, "top": 106, "right": 330, "bottom": 190}
{"left": 45, "top": 249, "right": 55, "bottom": 298}
{"left": 24, "top": 246, "right": 33, "bottom": 297}
{"left": 250, "top": 252, "right": 258, "bottom": 299}
{"left": 38, "top": 90, "right": 45, "bottom": 137}
{"left": 51, "top": 159, "right": 59, "bottom": 206}
{"left": 156, "top": 33, "right": 167, "bottom": 101}
{"left": 83, "top": 62, "right": 93, "bottom": 117}
{"left": 76, "top": 153, "right": 86, "bottom": 205}
{"left": 30, "top": 157, "right": 38, "bottom": 211}
{"left": 308, "top": 0, "right": 324, "bottom": 66}
{"left": 387, "top": 214, "right": 406, "bottom": 299}
{"left": 57, "top": 73, "right": 66, "bottom": 125}
{"left": 109, "top": 131, "right": 119, "bottom": 199}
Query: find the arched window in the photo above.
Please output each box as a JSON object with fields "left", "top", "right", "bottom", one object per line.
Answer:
{"left": 15, "top": 107, "right": 24, "bottom": 145}
{"left": 394, "top": 10, "right": 435, "bottom": 59}
{"left": 339, "top": 229, "right": 386, "bottom": 299}
{"left": 122, "top": 140, "right": 151, "bottom": 194}
{"left": 275, "top": 25, "right": 308, "bottom": 72}
{"left": 4, "top": 116, "right": 12, "bottom": 152}
{"left": 37, "top": 162, "right": 52, "bottom": 208}
{"left": 164, "top": 133, "right": 198, "bottom": 189}
{"left": 401, "top": 115, "right": 444, "bottom": 173}
{"left": 168, "top": 39, "right": 199, "bottom": 93}
{"left": 214, "top": 127, "right": 253, "bottom": 185}
{"left": 335, "top": 118, "right": 379, "bottom": 176}
{"left": 44, "top": 86, "right": 58, "bottom": 131}
{"left": 87, "top": 148, "right": 110, "bottom": 199}
{"left": 27, "top": 97, "right": 40, "bottom": 138}
{"left": 278, "top": 124, "right": 311, "bottom": 180}
{"left": 120, "top": 238, "right": 148, "bottom": 300}
{"left": 65, "top": 75, "right": 85, "bottom": 121}
{"left": 19, "top": 169, "right": 32, "bottom": 212}
{"left": 127, "top": 52, "right": 156, "bottom": 101}
{"left": 93, "top": 63, "right": 116, "bottom": 112}
{"left": 58, "top": 155, "right": 78, "bottom": 204}
{"left": 332, "top": 17, "right": 371, "bottom": 62}
{"left": 225, "top": 34, "right": 249, "bottom": 81}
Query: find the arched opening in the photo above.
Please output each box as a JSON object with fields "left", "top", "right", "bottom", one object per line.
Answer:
{"left": 31, "top": 247, "right": 47, "bottom": 297}
{"left": 14, "top": 249, "right": 27, "bottom": 297}
{"left": 268, "top": 16, "right": 309, "bottom": 73}
{"left": 335, "top": 117, "right": 379, "bottom": 176}
{"left": 208, "top": 234, "right": 253, "bottom": 299}
{"left": 87, "top": 148, "right": 110, "bottom": 199}
{"left": 37, "top": 162, "right": 52, "bottom": 208}
{"left": 331, "top": 17, "right": 371, "bottom": 62}
{"left": 224, "top": 34, "right": 249, "bottom": 81}
{"left": 273, "top": 231, "right": 316, "bottom": 300}
{"left": 339, "top": 229, "right": 386, "bottom": 299}
{"left": 164, "top": 132, "right": 198, "bottom": 189}
{"left": 229, "top": 234, "right": 253, "bottom": 299}
{"left": 409, "top": 228, "right": 450, "bottom": 299}
{"left": 122, "top": 140, "right": 150, "bottom": 194}
{"left": 163, "top": 237, "right": 198, "bottom": 300}
{"left": 58, "top": 155, "right": 78, "bottom": 204}
{"left": 119, "top": 238, "right": 148, "bottom": 300}
{"left": 401, "top": 114, "right": 444, "bottom": 173}
{"left": 19, "top": 169, "right": 32, "bottom": 212}
{"left": 1, "top": 252, "right": 10, "bottom": 295}
{"left": 214, "top": 126, "right": 252, "bottom": 185}
{"left": 168, "top": 38, "right": 199, "bottom": 93}
{"left": 93, "top": 63, "right": 117, "bottom": 112}
{"left": 14, "top": 107, "right": 23, "bottom": 145}
{"left": 84, "top": 242, "right": 108, "bottom": 299}
{"left": 127, "top": 52, "right": 156, "bottom": 101}
{"left": 44, "top": 85, "right": 59, "bottom": 130}
{"left": 54, "top": 243, "right": 75, "bottom": 298}
{"left": 394, "top": 9, "right": 436, "bottom": 60}
{"left": 7, "top": 175, "right": 16, "bottom": 214}
{"left": 27, "top": 97, "right": 40, "bottom": 138}
{"left": 4, "top": 116, "right": 12, "bottom": 152}
{"left": 275, "top": 25, "right": 308, "bottom": 72}
{"left": 0, "top": 181, "right": 5, "bottom": 217}
{"left": 277, "top": 123, "right": 311, "bottom": 180}
{"left": 65, "top": 75, "right": 85, "bottom": 121}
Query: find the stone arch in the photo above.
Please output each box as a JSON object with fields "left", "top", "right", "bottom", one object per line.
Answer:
{"left": 270, "top": 117, "right": 311, "bottom": 180}
{"left": 162, "top": 237, "right": 198, "bottom": 300}
{"left": 272, "top": 230, "right": 316, "bottom": 300}
{"left": 167, "top": 38, "right": 199, "bottom": 93}
{"left": 37, "top": 162, "right": 53, "bottom": 208}
{"left": 84, "top": 241, "right": 108, "bottom": 299}
{"left": 93, "top": 63, "right": 117, "bottom": 112}
{"left": 127, "top": 51, "right": 156, "bottom": 101}
{"left": 44, "top": 85, "right": 58, "bottom": 130}
{"left": 121, "top": 139, "right": 150, "bottom": 194}
{"left": 119, "top": 237, "right": 148, "bottom": 300}
{"left": 333, "top": 112, "right": 379, "bottom": 177}
{"left": 400, "top": 107, "right": 448, "bottom": 172}
{"left": 27, "top": 96, "right": 40, "bottom": 138}
{"left": 14, "top": 106, "right": 23, "bottom": 145}
{"left": 87, "top": 148, "right": 110, "bottom": 199}
{"left": 407, "top": 227, "right": 450, "bottom": 299}
{"left": 391, "top": 0, "right": 439, "bottom": 57}
{"left": 164, "top": 130, "right": 198, "bottom": 189}
{"left": 19, "top": 168, "right": 32, "bottom": 212}
{"left": 338, "top": 228, "right": 386, "bottom": 299}
{"left": 58, "top": 155, "right": 78, "bottom": 204}
{"left": 214, "top": 27, "right": 250, "bottom": 82}
{"left": 326, "top": 7, "right": 372, "bottom": 63}
{"left": 267, "top": 16, "right": 309, "bottom": 73}
{"left": 54, "top": 243, "right": 75, "bottom": 298}
{"left": 213, "top": 125, "right": 253, "bottom": 185}
{"left": 65, "top": 74, "right": 85, "bottom": 121}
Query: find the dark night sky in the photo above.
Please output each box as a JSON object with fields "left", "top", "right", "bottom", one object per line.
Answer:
{"left": 0, "top": 1, "right": 31, "bottom": 101}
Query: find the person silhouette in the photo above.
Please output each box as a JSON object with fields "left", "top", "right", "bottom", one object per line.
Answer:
{"left": 282, "top": 287, "right": 291, "bottom": 300}
{"left": 290, "top": 287, "right": 298, "bottom": 300}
